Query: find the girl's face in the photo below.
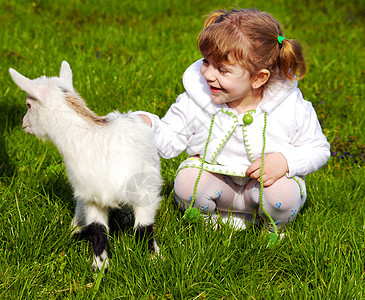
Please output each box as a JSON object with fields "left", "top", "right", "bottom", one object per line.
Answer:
{"left": 200, "top": 57, "right": 255, "bottom": 111}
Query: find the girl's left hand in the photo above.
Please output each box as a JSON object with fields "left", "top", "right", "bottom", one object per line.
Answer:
{"left": 245, "top": 153, "right": 289, "bottom": 187}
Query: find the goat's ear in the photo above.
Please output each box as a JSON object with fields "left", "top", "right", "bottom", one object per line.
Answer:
{"left": 9, "top": 68, "right": 43, "bottom": 100}
{"left": 60, "top": 61, "right": 73, "bottom": 87}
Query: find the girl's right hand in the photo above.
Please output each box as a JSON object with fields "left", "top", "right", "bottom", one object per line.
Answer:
{"left": 139, "top": 114, "right": 152, "bottom": 127}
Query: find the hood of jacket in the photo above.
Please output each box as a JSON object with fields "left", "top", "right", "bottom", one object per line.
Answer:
{"left": 182, "top": 59, "right": 300, "bottom": 115}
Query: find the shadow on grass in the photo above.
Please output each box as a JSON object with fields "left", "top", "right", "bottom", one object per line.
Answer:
{"left": 0, "top": 102, "right": 24, "bottom": 179}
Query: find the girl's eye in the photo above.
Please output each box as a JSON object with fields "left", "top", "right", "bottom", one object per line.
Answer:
{"left": 218, "top": 67, "right": 228, "bottom": 74}
{"left": 202, "top": 58, "right": 209, "bottom": 65}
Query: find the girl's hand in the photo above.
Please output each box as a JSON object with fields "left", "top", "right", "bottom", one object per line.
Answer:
{"left": 245, "top": 153, "right": 289, "bottom": 187}
{"left": 139, "top": 114, "right": 152, "bottom": 127}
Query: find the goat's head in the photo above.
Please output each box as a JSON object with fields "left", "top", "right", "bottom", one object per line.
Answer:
{"left": 9, "top": 61, "right": 75, "bottom": 139}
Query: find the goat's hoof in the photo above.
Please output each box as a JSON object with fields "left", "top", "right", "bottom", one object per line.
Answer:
{"left": 92, "top": 252, "right": 109, "bottom": 273}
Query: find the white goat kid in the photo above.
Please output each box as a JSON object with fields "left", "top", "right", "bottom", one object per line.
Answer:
{"left": 9, "top": 61, "right": 162, "bottom": 271}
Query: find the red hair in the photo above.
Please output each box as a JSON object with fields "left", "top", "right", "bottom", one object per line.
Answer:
{"left": 198, "top": 9, "right": 306, "bottom": 88}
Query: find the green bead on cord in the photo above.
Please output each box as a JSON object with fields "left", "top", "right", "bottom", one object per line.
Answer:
{"left": 181, "top": 206, "right": 201, "bottom": 223}
{"left": 182, "top": 114, "right": 216, "bottom": 223}
{"left": 259, "top": 112, "right": 279, "bottom": 246}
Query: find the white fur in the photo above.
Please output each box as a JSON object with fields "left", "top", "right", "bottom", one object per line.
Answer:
{"left": 9, "top": 61, "right": 162, "bottom": 270}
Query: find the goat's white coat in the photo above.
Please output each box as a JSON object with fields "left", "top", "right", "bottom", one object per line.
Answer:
{"left": 9, "top": 62, "right": 162, "bottom": 270}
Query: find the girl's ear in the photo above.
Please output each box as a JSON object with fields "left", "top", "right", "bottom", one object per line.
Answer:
{"left": 252, "top": 69, "right": 270, "bottom": 89}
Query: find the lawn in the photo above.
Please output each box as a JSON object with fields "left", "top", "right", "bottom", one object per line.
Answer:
{"left": 0, "top": 0, "right": 364, "bottom": 298}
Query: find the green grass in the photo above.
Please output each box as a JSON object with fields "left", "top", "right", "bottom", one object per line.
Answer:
{"left": 0, "top": 0, "right": 364, "bottom": 298}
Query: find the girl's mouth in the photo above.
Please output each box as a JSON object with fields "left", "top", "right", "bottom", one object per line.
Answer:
{"left": 209, "top": 85, "right": 225, "bottom": 94}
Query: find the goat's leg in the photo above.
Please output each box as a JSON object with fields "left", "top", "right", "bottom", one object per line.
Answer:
{"left": 133, "top": 203, "right": 159, "bottom": 252}
{"left": 84, "top": 203, "right": 109, "bottom": 272}
{"left": 70, "top": 199, "right": 85, "bottom": 235}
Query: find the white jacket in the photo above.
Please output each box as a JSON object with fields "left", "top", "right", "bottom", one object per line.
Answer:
{"left": 141, "top": 59, "right": 330, "bottom": 178}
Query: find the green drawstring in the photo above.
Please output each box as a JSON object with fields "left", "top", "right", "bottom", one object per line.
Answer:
{"left": 259, "top": 113, "right": 279, "bottom": 245}
{"left": 182, "top": 114, "right": 216, "bottom": 223}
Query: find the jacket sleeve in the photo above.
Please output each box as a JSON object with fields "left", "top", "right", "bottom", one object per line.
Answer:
{"left": 137, "top": 92, "right": 193, "bottom": 159}
{"left": 281, "top": 100, "right": 331, "bottom": 177}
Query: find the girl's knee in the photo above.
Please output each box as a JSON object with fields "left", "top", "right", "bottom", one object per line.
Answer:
{"left": 174, "top": 168, "right": 217, "bottom": 213}
{"left": 260, "top": 177, "right": 306, "bottom": 227}
{"left": 174, "top": 167, "right": 199, "bottom": 206}
{"left": 264, "top": 177, "right": 302, "bottom": 208}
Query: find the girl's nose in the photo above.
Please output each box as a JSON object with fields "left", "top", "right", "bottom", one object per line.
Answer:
{"left": 201, "top": 65, "right": 216, "bottom": 82}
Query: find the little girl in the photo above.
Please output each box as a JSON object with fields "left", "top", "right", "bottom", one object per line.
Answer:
{"left": 139, "top": 8, "right": 330, "bottom": 231}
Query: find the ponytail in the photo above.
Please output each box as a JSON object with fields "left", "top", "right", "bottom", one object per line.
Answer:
{"left": 279, "top": 38, "right": 306, "bottom": 81}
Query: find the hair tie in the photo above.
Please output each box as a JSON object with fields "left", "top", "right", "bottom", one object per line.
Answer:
{"left": 278, "top": 36, "right": 286, "bottom": 44}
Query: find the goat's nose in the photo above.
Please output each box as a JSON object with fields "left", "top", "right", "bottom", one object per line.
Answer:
{"left": 22, "top": 117, "right": 33, "bottom": 134}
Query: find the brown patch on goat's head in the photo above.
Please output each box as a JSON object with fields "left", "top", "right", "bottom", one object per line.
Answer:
{"left": 65, "top": 92, "right": 108, "bottom": 126}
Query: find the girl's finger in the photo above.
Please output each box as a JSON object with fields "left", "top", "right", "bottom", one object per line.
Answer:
{"left": 246, "top": 158, "right": 262, "bottom": 176}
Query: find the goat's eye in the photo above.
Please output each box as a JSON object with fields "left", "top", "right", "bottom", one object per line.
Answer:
{"left": 27, "top": 103, "right": 31, "bottom": 109}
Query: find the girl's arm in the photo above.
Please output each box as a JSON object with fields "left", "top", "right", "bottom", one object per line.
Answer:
{"left": 281, "top": 101, "right": 331, "bottom": 178}
{"left": 136, "top": 92, "right": 194, "bottom": 159}
{"left": 246, "top": 99, "right": 330, "bottom": 187}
